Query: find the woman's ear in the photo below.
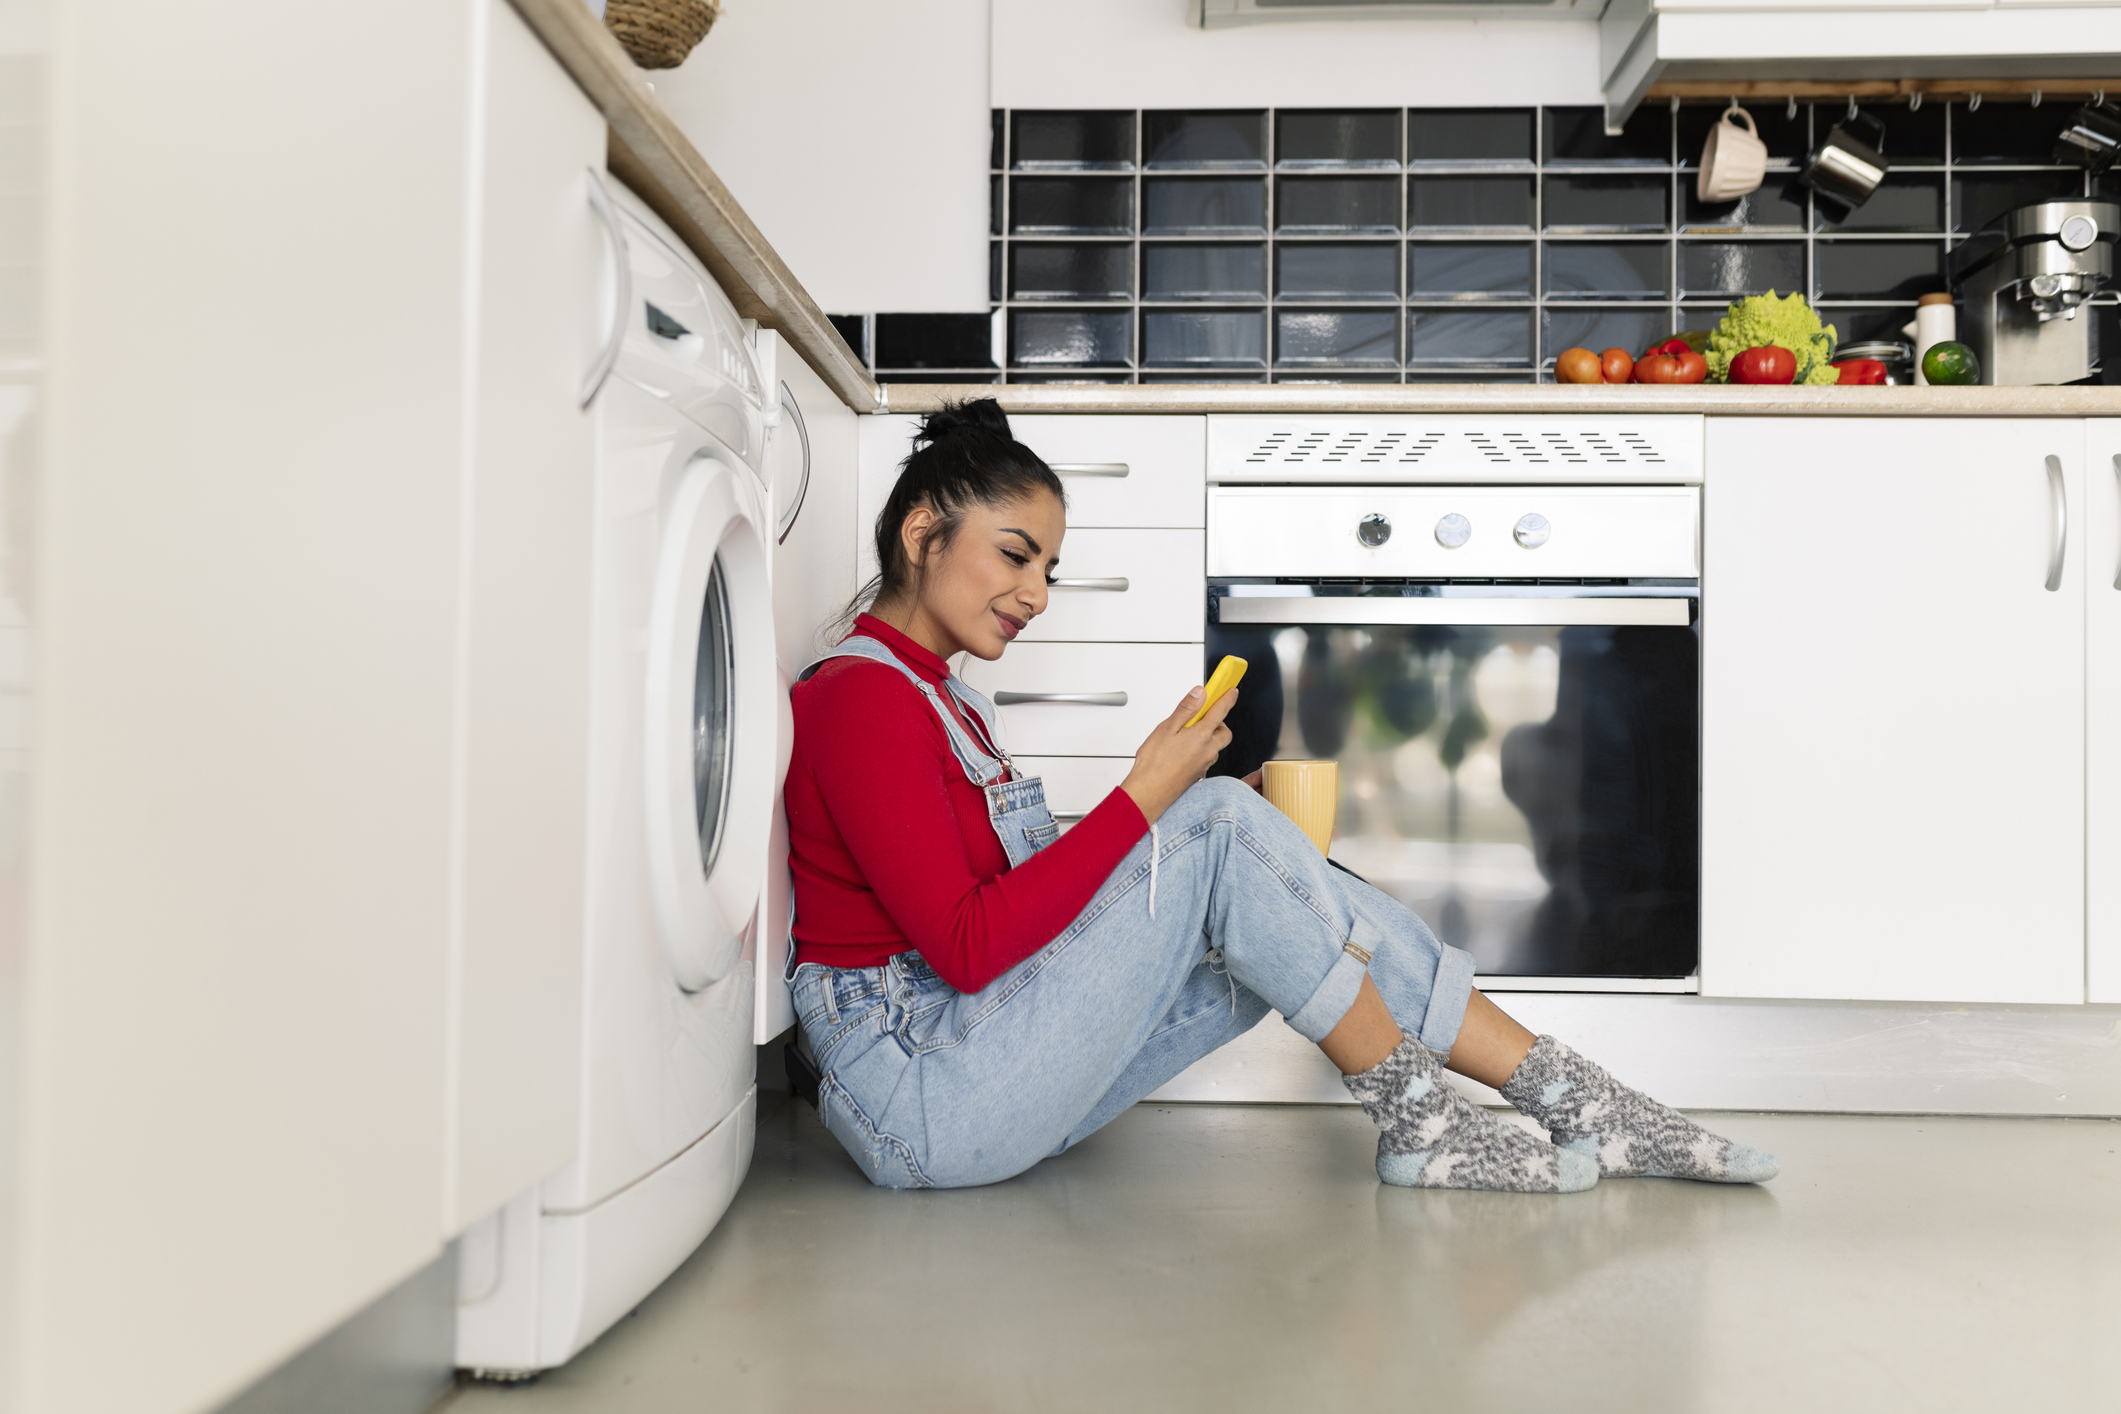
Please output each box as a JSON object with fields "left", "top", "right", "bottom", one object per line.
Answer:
{"left": 900, "top": 504, "right": 938, "bottom": 571}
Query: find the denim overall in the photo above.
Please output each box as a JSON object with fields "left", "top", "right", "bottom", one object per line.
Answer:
{"left": 793, "top": 633, "right": 1060, "bottom": 866}
{"left": 788, "top": 635, "right": 1477, "bottom": 1190}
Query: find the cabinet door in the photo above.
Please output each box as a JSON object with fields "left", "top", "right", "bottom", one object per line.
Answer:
{"left": 2088, "top": 421, "right": 2121, "bottom": 1002}
{"left": 1701, "top": 418, "right": 2083, "bottom": 1003}
{"left": 447, "top": 0, "right": 607, "bottom": 1233}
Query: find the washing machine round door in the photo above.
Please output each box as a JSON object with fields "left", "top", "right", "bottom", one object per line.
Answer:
{"left": 645, "top": 451, "right": 774, "bottom": 991}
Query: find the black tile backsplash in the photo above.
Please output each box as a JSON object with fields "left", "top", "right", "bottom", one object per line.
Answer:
{"left": 1277, "top": 243, "right": 1400, "bottom": 301}
{"left": 1277, "top": 175, "right": 1399, "bottom": 232}
{"left": 1144, "top": 243, "right": 1267, "bottom": 301}
{"left": 1011, "top": 243, "right": 1132, "bottom": 301}
{"left": 875, "top": 313, "right": 991, "bottom": 370}
{"left": 1012, "top": 111, "right": 1135, "bottom": 169}
{"left": 1010, "top": 176, "right": 1133, "bottom": 234}
{"left": 1681, "top": 241, "right": 1804, "bottom": 300}
{"left": 1409, "top": 175, "right": 1535, "bottom": 229}
{"left": 1409, "top": 108, "right": 1534, "bottom": 165}
{"left": 1545, "top": 175, "right": 1670, "bottom": 231}
{"left": 1814, "top": 240, "right": 1947, "bottom": 300}
{"left": 1143, "top": 177, "right": 1267, "bottom": 235}
{"left": 853, "top": 100, "right": 2103, "bottom": 381}
{"left": 1278, "top": 110, "right": 1402, "bottom": 168}
{"left": 1815, "top": 173, "right": 1944, "bottom": 232}
{"left": 1143, "top": 110, "right": 1266, "bottom": 169}
{"left": 1546, "top": 105, "right": 1669, "bottom": 165}
{"left": 1408, "top": 241, "right": 1534, "bottom": 298}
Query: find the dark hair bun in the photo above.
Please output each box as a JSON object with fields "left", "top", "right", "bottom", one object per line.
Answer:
{"left": 915, "top": 398, "right": 1012, "bottom": 447}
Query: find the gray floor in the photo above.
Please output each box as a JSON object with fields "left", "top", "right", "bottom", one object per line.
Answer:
{"left": 446, "top": 1094, "right": 2121, "bottom": 1414}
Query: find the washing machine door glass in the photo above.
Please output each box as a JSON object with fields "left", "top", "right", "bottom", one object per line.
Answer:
{"left": 693, "top": 560, "right": 733, "bottom": 876}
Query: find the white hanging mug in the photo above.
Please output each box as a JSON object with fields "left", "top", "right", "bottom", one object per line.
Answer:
{"left": 1697, "top": 105, "right": 1769, "bottom": 203}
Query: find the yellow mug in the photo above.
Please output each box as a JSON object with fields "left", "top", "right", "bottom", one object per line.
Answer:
{"left": 1262, "top": 760, "right": 1338, "bottom": 856}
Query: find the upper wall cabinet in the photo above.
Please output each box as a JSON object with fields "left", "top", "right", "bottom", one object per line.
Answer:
{"left": 1701, "top": 418, "right": 2084, "bottom": 1005}
{"left": 1601, "top": 0, "right": 2121, "bottom": 129}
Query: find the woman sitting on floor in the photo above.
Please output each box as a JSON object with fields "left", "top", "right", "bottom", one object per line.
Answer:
{"left": 782, "top": 399, "right": 1776, "bottom": 1193}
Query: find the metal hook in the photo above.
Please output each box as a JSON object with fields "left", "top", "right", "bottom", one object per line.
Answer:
{"left": 1968, "top": 92, "right": 1983, "bottom": 113}
{"left": 1787, "top": 94, "right": 1799, "bottom": 121}
{"left": 1728, "top": 94, "right": 1741, "bottom": 114}
{"left": 1847, "top": 94, "right": 1860, "bottom": 122}
{"left": 1670, "top": 94, "right": 1681, "bottom": 114}
{"left": 2032, "top": 89, "right": 2044, "bottom": 108}
{"left": 1909, "top": 90, "right": 1923, "bottom": 112}
{"left": 2096, "top": 90, "right": 2107, "bottom": 108}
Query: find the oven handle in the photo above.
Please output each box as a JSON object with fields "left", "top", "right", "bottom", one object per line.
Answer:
{"left": 1216, "top": 597, "right": 1691, "bottom": 627}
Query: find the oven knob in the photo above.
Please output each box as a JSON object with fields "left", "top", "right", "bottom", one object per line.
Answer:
{"left": 1434, "top": 513, "right": 1471, "bottom": 549}
{"left": 1357, "top": 513, "right": 1392, "bottom": 547}
{"left": 1514, "top": 513, "right": 1551, "bottom": 549}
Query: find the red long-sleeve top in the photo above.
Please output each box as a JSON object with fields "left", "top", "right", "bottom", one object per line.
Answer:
{"left": 784, "top": 615, "right": 1148, "bottom": 993}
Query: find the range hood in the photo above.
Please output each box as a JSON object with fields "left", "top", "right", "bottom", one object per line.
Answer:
{"left": 1201, "top": 0, "right": 1598, "bottom": 24}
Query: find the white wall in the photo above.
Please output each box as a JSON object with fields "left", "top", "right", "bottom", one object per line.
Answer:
{"left": 652, "top": 0, "right": 991, "bottom": 315}
{"left": 0, "top": 0, "right": 46, "bottom": 1410}
{"left": 992, "top": 0, "right": 1603, "bottom": 110}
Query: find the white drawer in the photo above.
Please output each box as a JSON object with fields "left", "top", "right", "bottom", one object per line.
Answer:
{"left": 1011, "top": 415, "right": 1205, "bottom": 528}
{"left": 1025, "top": 529, "right": 1204, "bottom": 643}
{"left": 1015, "top": 756, "right": 1134, "bottom": 827}
{"left": 962, "top": 642, "right": 1203, "bottom": 757}
{"left": 1209, "top": 485, "right": 1699, "bottom": 580}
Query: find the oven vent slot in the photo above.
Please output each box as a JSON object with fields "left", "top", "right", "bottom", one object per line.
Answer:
{"left": 1227, "top": 426, "right": 1681, "bottom": 469}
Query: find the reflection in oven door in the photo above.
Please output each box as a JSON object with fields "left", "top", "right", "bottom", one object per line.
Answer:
{"left": 1213, "top": 619, "right": 1698, "bottom": 979}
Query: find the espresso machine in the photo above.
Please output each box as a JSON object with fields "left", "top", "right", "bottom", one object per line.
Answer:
{"left": 1948, "top": 199, "right": 2118, "bottom": 384}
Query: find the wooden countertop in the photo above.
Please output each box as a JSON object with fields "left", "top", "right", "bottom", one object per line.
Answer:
{"left": 880, "top": 383, "right": 2121, "bottom": 417}
{"left": 505, "top": 0, "right": 879, "bottom": 411}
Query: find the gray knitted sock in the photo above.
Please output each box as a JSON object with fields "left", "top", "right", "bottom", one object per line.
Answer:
{"left": 1500, "top": 1035, "right": 1779, "bottom": 1184}
{"left": 1343, "top": 1038, "right": 1598, "bottom": 1193}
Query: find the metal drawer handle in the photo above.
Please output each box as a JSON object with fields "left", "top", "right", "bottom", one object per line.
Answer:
{"left": 1052, "top": 810, "right": 1091, "bottom": 822}
{"left": 2045, "top": 454, "right": 2067, "bottom": 593}
{"left": 1050, "top": 577, "right": 1129, "bottom": 592}
{"left": 2112, "top": 455, "right": 2120, "bottom": 591}
{"left": 993, "top": 691, "right": 1128, "bottom": 707}
{"left": 1050, "top": 463, "right": 1130, "bottom": 478}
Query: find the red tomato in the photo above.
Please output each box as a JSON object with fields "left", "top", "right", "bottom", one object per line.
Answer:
{"left": 1554, "top": 347, "right": 1603, "bottom": 384}
{"left": 1730, "top": 345, "right": 1798, "bottom": 384}
{"left": 1632, "top": 352, "right": 1683, "bottom": 384}
{"left": 1599, "top": 347, "right": 1634, "bottom": 384}
{"left": 1649, "top": 337, "right": 1694, "bottom": 357}
{"left": 1671, "top": 349, "right": 1709, "bottom": 384}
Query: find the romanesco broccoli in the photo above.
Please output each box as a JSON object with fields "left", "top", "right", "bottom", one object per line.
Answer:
{"left": 1705, "top": 291, "right": 1839, "bottom": 385}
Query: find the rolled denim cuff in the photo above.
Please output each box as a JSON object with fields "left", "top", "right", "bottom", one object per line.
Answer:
{"left": 1284, "top": 914, "right": 1388, "bottom": 1043}
{"left": 1415, "top": 943, "right": 1479, "bottom": 1056}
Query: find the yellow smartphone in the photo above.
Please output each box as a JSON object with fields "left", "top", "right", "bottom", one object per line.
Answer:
{"left": 1184, "top": 655, "right": 1248, "bottom": 729}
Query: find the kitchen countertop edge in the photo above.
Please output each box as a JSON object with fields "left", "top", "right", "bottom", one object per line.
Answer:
{"left": 877, "top": 383, "right": 2121, "bottom": 416}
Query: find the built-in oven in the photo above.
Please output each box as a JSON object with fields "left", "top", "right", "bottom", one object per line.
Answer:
{"left": 1204, "top": 417, "right": 1704, "bottom": 991}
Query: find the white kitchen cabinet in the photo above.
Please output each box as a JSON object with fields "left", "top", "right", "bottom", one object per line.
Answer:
{"left": 446, "top": 0, "right": 606, "bottom": 1237}
{"left": 2086, "top": 420, "right": 2121, "bottom": 1003}
{"left": 1701, "top": 418, "right": 2084, "bottom": 1004}
{"left": 961, "top": 642, "right": 1203, "bottom": 757}
{"left": 1022, "top": 529, "right": 1204, "bottom": 644}
{"left": 1008, "top": 415, "right": 1206, "bottom": 528}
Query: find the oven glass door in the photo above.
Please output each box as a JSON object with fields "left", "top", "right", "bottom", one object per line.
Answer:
{"left": 1212, "top": 590, "right": 1698, "bottom": 980}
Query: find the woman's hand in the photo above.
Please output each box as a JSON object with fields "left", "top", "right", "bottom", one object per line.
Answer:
{"left": 1119, "top": 686, "right": 1237, "bottom": 826}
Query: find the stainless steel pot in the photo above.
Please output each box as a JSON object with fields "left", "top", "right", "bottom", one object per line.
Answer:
{"left": 1801, "top": 112, "right": 1890, "bottom": 209}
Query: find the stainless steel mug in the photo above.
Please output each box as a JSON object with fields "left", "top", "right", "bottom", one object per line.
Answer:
{"left": 1801, "top": 111, "right": 1889, "bottom": 208}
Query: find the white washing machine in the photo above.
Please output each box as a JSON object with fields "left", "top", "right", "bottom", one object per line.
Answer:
{"left": 455, "top": 173, "right": 778, "bottom": 1375}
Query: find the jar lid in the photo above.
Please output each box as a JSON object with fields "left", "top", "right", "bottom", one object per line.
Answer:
{"left": 1837, "top": 340, "right": 1913, "bottom": 362}
{"left": 1918, "top": 291, "right": 1956, "bottom": 305}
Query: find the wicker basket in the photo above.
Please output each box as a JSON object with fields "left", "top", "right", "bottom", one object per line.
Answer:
{"left": 605, "top": 0, "right": 720, "bottom": 69}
